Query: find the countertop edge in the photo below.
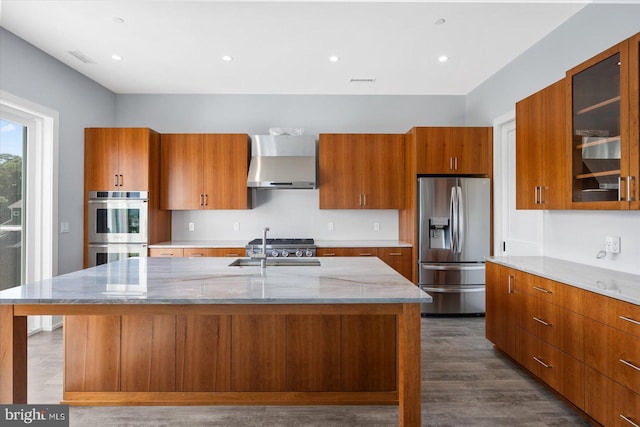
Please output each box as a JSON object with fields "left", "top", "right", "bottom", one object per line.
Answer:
{"left": 149, "top": 240, "right": 413, "bottom": 249}
{"left": 486, "top": 256, "right": 640, "bottom": 306}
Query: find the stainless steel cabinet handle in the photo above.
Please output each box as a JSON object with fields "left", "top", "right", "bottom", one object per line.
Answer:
{"left": 619, "top": 315, "right": 640, "bottom": 326}
{"left": 533, "top": 356, "right": 552, "bottom": 369}
{"left": 449, "top": 157, "right": 453, "bottom": 170}
{"left": 620, "top": 415, "right": 640, "bottom": 427}
{"left": 533, "top": 286, "right": 552, "bottom": 294}
{"left": 533, "top": 317, "right": 551, "bottom": 327}
{"left": 363, "top": 193, "right": 367, "bottom": 206}
{"left": 199, "top": 194, "right": 204, "bottom": 206}
{"left": 114, "top": 174, "right": 119, "bottom": 187}
{"left": 358, "top": 193, "right": 363, "bottom": 206}
{"left": 323, "top": 253, "right": 336, "bottom": 256}
{"left": 189, "top": 253, "right": 204, "bottom": 257}
{"left": 620, "top": 176, "right": 625, "bottom": 201}
{"left": 225, "top": 253, "right": 239, "bottom": 257}
{"left": 359, "top": 253, "right": 373, "bottom": 256}
{"left": 204, "top": 194, "right": 208, "bottom": 206}
{"left": 507, "top": 275, "right": 514, "bottom": 294}
{"left": 388, "top": 252, "right": 402, "bottom": 256}
{"left": 620, "top": 359, "right": 640, "bottom": 372}
{"left": 629, "top": 176, "right": 635, "bottom": 202}
{"left": 454, "top": 157, "right": 458, "bottom": 170}
{"left": 119, "top": 174, "right": 123, "bottom": 187}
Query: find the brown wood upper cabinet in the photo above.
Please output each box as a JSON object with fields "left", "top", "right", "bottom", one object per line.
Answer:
{"left": 85, "top": 128, "right": 158, "bottom": 191}
{"left": 566, "top": 33, "right": 640, "bottom": 209}
{"left": 516, "top": 79, "right": 568, "bottom": 209}
{"left": 160, "top": 134, "right": 251, "bottom": 210}
{"left": 319, "top": 134, "right": 405, "bottom": 209}
{"left": 413, "top": 127, "right": 492, "bottom": 175}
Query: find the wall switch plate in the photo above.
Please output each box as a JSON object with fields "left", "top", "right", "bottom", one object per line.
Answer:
{"left": 605, "top": 235, "right": 620, "bottom": 253}
{"left": 328, "top": 222, "right": 334, "bottom": 231}
{"left": 233, "top": 222, "right": 240, "bottom": 231}
{"left": 60, "top": 222, "right": 70, "bottom": 233}
{"left": 188, "top": 222, "right": 195, "bottom": 232}
{"left": 374, "top": 222, "right": 380, "bottom": 231}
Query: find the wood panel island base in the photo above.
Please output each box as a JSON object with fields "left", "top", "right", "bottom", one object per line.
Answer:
{"left": 0, "top": 257, "right": 430, "bottom": 427}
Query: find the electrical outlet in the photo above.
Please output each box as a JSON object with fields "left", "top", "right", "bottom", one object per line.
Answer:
{"left": 328, "top": 222, "right": 334, "bottom": 231}
{"left": 188, "top": 222, "right": 195, "bottom": 232}
{"left": 233, "top": 222, "right": 240, "bottom": 231}
{"left": 60, "top": 222, "right": 70, "bottom": 233}
{"left": 374, "top": 222, "right": 380, "bottom": 231}
{"left": 605, "top": 235, "right": 621, "bottom": 254}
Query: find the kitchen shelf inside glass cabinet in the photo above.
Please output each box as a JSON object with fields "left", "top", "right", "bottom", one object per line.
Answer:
{"left": 575, "top": 95, "right": 621, "bottom": 116}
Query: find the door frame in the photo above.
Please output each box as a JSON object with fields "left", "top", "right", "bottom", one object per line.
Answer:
{"left": 493, "top": 111, "right": 543, "bottom": 256}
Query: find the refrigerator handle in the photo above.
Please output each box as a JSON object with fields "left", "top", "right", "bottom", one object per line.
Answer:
{"left": 457, "top": 186, "right": 464, "bottom": 254}
{"left": 449, "top": 186, "right": 457, "bottom": 252}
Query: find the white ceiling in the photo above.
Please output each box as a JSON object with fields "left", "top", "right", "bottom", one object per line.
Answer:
{"left": 0, "top": 0, "right": 593, "bottom": 95}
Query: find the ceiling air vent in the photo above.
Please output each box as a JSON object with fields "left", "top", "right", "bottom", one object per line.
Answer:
{"left": 350, "top": 78, "right": 376, "bottom": 84}
{"left": 68, "top": 50, "right": 95, "bottom": 64}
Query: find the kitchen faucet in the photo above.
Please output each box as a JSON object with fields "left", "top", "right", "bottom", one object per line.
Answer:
{"left": 250, "top": 227, "right": 270, "bottom": 268}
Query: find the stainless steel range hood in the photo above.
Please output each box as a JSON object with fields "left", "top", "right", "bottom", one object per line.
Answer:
{"left": 247, "top": 135, "right": 317, "bottom": 189}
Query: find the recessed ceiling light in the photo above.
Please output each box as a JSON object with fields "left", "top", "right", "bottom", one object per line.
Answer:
{"left": 435, "top": 18, "right": 446, "bottom": 25}
{"left": 438, "top": 55, "right": 449, "bottom": 63}
{"left": 111, "top": 54, "right": 122, "bottom": 61}
{"left": 222, "top": 55, "right": 233, "bottom": 62}
{"left": 113, "top": 17, "right": 125, "bottom": 24}
{"left": 329, "top": 55, "right": 340, "bottom": 62}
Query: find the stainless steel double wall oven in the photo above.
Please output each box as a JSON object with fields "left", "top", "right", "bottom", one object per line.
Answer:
{"left": 87, "top": 191, "right": 149, "bottom": 267}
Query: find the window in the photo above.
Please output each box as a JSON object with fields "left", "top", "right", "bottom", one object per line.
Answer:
{"left": 1, "top": 90, "right": 59, "bottom": 333}
{"left": 0, "top": 118, "right": 26, "bottom": 290}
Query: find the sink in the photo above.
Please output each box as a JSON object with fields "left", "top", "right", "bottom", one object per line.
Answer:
{"left": 228, "top": 258, "right": 321, "bottom": 267}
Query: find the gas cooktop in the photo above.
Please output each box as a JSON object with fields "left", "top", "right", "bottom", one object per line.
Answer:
{"left": 246, "top": 238, "right": 316, "bottom": 257}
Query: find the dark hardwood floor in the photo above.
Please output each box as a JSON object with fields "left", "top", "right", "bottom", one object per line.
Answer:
{"left": 28, "top": 316, "right": 590, "bottom": 426}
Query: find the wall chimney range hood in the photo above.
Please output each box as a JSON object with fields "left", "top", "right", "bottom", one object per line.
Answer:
{"left": 247, "top": 135, "right": 317, "bottom": 189}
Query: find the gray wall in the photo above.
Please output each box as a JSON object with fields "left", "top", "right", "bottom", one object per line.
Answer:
{"left": 115, "top": 94, "right": 465, "bottom": 133}
{"left": 466, "top": 3, "right": 640, "bottom": 125}
{"left": 0, "top": 28, "right": 117, "bottom": 275}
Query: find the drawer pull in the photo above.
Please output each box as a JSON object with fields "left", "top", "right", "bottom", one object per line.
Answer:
{"left": 161, "top": 253, "right": 174, "bottom": 256}
{"left": 323, "top": 253, "right": 336, "bottom": 257}
{"left": 359, "top": 253, "right": 373, "bottom": 256}
{"left": 533, "top": 357, "right": 552, "bottom": 369}
{"left": 620, "top": 415, "right": 640, "bottom": 427}
{"left": 225, "top": 253, "right": 239, "bottom": 257}
{"left": 189, "top": 253, "right": 204, "bottom": 257}
{"left": 619, "top": 359, "right": 640, "bottom": 372}
{"left": 619, "top": 316, "right": 640, "bottom": 326}
{"left": 388, "top": 252, "right": 403, "bottom": 256}
{"left": 533, "top": 286, "right": 552, "bottom": 294}
{"left": 533, "top": 317, "right": 551, "bottom": 327}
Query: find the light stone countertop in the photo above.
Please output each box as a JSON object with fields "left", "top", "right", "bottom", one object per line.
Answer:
{"left": 148, "top": 240, "right": 412, "bottom": 249}
{"left": 0, "top": 257, "right": 430, "bottom": 305}
{"left": 487, "top": 256, "right": 640, "bottom": 305}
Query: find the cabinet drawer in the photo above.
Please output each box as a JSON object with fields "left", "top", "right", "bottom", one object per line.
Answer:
{"left": 518, "top": 329, "right": 585, "bottom": 409}
{"left": 516, "top": 272, "right": 584, "bottom": 314}
{"left": 149, "top": 248, "right": 184, "bottom": 257}
{"left": 585, "top": 292, "right": 640, "bottom": 339}
{"left": 316, "top": 247, "right": 377, "bottom": 257}
{"left": 519, "top": 292, "right": 584, "bottom": 361}
{"left": 376, "top": 247, "right": 410, "bottom": 259}
{"left": 183, "top": 248, "right": 244, "bottom": 258}
{"left": 586, "top": 366, "right": 640, "bottom": 427}
{"left": 585, "top": 318, "right": 640, "bottom": 395}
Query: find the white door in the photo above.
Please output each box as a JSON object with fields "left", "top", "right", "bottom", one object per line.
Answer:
{"left": 493, "top": 114, "right": 542, "bottom": 256}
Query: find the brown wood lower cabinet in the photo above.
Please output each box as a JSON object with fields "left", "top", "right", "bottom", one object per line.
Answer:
{"left": 585, "top": 367, "right": 640, "bottom": 427}
{"left": 518, "top": 329, "right": 584, "bottom": 409}
{"left": 64, "top": 314, "right": 397, "bottom": 395}
{"left": 149, "top": 247, "right": 244, "bottom": 258}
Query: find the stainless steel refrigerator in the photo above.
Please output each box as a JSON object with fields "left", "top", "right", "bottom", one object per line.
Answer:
{"left": 418, "top": 177, "right": 490, "bottom": 314}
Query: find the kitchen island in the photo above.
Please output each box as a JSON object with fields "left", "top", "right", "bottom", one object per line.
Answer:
{"left": 0, "top": 257, "right": 430, "bottom": 426}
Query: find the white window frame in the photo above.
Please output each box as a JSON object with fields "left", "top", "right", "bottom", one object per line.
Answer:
{"left": 1, "top": 90, "right": 59, "bottom": 333}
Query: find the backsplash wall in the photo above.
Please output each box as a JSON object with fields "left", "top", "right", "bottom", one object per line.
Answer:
{"left": 171, "top": 190, "right": 399, "bottom": 241}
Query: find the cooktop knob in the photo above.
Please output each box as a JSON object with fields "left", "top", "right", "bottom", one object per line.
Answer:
{"left": 295, "top": 250, "right": 303, "bottom": 257}
{"left": 305, "top": 250, "right": 313, "bottom": 257}
{"left": 271, "top": 250, "right": 279, "bottom": 257}
{"left": 281, "top": 250, "right": 289, "bottom": 257}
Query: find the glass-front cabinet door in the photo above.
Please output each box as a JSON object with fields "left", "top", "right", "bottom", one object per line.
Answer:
{"left": 567, "top": 40, "right": 630, "bottom": 209}
{"left": 629, "top": 33, "right": 640, "bottom": 210}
